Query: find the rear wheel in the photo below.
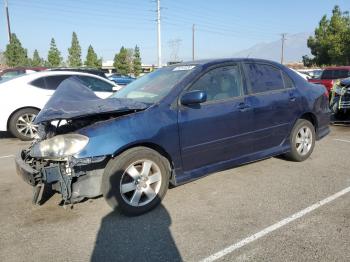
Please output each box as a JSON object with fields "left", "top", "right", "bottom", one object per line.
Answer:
{"left": 101, "top": 147, "right": 170, "bottom": 216}
{"left": 285, "top": 119, "right": 315, "bottom": 162}
{"left": 8, "top": 108, "right": 39, "bottom": 141}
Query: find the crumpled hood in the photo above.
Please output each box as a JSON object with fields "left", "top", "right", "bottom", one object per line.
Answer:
{"left": 34, "top": 76, "right": 148, "bottom": 124}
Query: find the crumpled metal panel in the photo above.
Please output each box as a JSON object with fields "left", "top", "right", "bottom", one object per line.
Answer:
{"left": 340, "top": 77, "right": 350, "bottom": 87}
{"left": 34, "top": 76, "right": 148, "bottom": 124}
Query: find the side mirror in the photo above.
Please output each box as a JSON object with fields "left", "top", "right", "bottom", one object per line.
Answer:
{"left": 181, "top": 90, "right": 207, "bottom": 105}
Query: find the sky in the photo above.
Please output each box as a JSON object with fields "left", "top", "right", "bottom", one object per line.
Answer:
{"left": 1, "top": 0, "right": 350, "bottom": 65}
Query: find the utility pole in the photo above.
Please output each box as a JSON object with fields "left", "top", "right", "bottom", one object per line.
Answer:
{"left": 192, "top": 24, "right": 195, "bottom": 61}
{"left": 4, "top": 0, "right": 12, "bottom": 42}
{"left": 156, "top": 0, "right": 162, "bottom": 68}
{"left": 281, "top": 33, "right": 287, "bottom": 64}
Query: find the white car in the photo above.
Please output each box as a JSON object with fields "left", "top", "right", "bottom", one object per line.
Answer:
{"left": 0, "top": 71, "right": 120, "bottom": 140}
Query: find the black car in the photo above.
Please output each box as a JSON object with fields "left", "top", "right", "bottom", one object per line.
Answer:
{"left": 48, "top": 68, "right": 107, "bottom": 79}
{"left": 330, "top": 77, "right": 350, "bottom": 117}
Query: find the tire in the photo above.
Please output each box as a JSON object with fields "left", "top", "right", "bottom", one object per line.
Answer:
{"left": 285, "top": 119, "right": 316, "bottom": 162}
{"left": 101, "top": 147, "right": 170, "bottom": 216}
{"left": 8, "top": 108, "right": 39, "bottom": 141}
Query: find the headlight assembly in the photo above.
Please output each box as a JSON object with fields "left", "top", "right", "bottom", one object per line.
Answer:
{"left": 30, "top": 134, "right": 89, "bottom": 159}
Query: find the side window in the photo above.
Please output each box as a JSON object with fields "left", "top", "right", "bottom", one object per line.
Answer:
{"left": 244, "top": 63, "right": 284, "bottom": 94}
{"left": 44, "top": 75, "right": 70, "bottom": 90}
{"left": 189, "top": 65, "right": 243, "bottom": 102}
{"left": 77, "top": 76, "right": 113, "bottom": 92}
{"left": 282, "top": 73, "right": 294, "bottom": 89}
{"left": 30, "top": 77, "right": 46, "bottom": 88}
{"left": 31, "top": 75, "right": 69, "bottom": 90}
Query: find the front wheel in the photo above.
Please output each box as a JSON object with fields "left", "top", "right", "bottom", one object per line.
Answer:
{"left": 101, "top": 147, "right": 170, "bottom": 216}
{"left": 8, "top": 108, "right": 39, "bottom": 141}
{"left": 285, "top": 119, "right": 316, "bottom": 162}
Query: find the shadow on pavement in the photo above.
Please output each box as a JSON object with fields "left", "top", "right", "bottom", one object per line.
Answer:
{"left": 0, "top": 131, "right": 14, "bottom": 139}
{"left": 91, "top": 170, "right": 182, "bottom": 262}
{"left": 91, "top": 205, "right": 181, "bottom": 262}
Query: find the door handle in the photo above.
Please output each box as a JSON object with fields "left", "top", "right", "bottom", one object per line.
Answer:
{"left": 289, "top": 92, "right": 296, "bottom": 102}
{"left": 237, "top": 102, "right": 250, "bottom": 112}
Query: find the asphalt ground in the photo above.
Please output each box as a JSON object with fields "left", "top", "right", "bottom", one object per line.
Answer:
{"left": 0, "top": 125, "right": 349, "bottom": 262}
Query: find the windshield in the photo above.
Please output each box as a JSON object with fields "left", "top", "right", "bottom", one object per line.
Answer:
{"left": 0, "top": 74, "right": 25, "bottom": 84}
{"left": 111, "top": 66, "right": 195, "bottom": 103}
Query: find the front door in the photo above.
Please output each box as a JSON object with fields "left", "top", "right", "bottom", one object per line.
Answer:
{"left": 178, "top": 64, "right": 255, "bottom": 172}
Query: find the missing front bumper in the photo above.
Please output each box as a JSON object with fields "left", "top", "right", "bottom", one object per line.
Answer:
{"left": 15, "top": 150, "right": 106, "bottom": 205}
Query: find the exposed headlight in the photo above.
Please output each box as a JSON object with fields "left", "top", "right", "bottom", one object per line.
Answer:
{"left": 30, "top": 134, "right": 89, "bottom": 159}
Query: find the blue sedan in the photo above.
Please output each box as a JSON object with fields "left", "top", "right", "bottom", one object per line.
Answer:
{"left": 108, "top": 73, "right": 136, "bottom": 85}
{"left": 16, "top": 58, "right": 330, "bottom": 215}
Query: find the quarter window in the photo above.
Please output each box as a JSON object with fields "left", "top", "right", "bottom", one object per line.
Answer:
{"left": 31, "top": 75, "right": 70, "bottom": 90}
{"left": 282, "top": 73, "right": 294, "bottom": 89}
{"left": 189, "top": 65, "right": 243, "bottom": 102}
{"left": 244, "top": 63, "right": 284, "bottom": 94}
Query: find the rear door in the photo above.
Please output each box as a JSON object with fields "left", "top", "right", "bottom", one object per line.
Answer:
{"left": 242, "top": 62, "right": 297, "bottom": 152}
{"left": 178, "top": 64, "right": 256, "bottom": 171}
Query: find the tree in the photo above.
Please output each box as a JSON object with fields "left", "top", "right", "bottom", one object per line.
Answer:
{"left": 133, "top": 45, "right": 142, "bottom": 76}
{"left": 307, "top": 5, "right": 350, "bottom": 66}
{"left": 302, "top": 55, "right": 314, "bottom": 67}
{"left": 113, "top": 46, "right": 130, "bottom": 75}
{"left": 47, "top": 38, "right": 62, "bottom": 67}
{"left": 4, "top": 33, "right": 28, "bottom": 67}
{"left": 85, "top": 45, "right": 102, "bottom": 68}
{"left": 68, "top": 32, "right": 82, "bottom": 67}
{"left": 31, "top": 49, "right": 43, "bottom": 66}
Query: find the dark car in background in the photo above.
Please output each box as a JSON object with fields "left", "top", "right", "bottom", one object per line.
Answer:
{"left": 15, "top": 58, "right": 330, "bottom": 216}
{"left": 108, "top": 73, "right": 136, "bottom": 85}
{"left": 308, "top": 66, "right": 350, "bottom": 93}
{"left": 330, "top": 77, "right": 350, "bottom": 117}
{"left": 48, "top": 68, "right": 108, "bottom": 79}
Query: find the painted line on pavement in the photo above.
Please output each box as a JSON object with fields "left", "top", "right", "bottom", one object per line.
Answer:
{"left": 201, "top": 186, "right": 350, "bottom": 262}
{"left": 0, "top": 155, "right": 14, "bottom": 159}
{"left": 334, "top": 138, "right": 350, "bottom": 143}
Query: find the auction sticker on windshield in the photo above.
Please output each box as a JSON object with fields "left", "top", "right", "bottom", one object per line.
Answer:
{"left": 173, "top": 65, "right": 196, "bottom": 71}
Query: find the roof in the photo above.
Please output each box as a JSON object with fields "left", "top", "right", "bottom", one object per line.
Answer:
{"left": 1, "top": 70, "right": 115, "bottom": 85}
{"left": 173, "top": 58, "right": 282, "bottom": 67}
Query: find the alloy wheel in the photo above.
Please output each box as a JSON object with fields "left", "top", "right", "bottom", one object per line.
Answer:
{"left": 15, "top": 113, "right": 38, "bottom": 139}
{"left": 295, "top": 126, "right": 313, "bottom": 156}
{"left": 120, "top": 159, "right": 162, "bottom": 207}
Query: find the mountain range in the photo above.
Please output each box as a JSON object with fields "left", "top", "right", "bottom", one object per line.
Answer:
{"left": 232, "top": 32, "right": 312, "bottom": 63}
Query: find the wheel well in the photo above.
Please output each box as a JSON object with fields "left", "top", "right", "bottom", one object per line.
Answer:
{"left": 113, "top": 143, "right": 174, "bottom": 169}
{"left": 6, "top": 106, "right": 41, "bottom": 130}
{"left": 300, "top": 112, "right": 318, "bottom": 130}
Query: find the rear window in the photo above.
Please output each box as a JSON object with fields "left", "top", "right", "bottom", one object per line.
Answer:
{"left": 321, "top": 69, "right": 350, "bottom": 80}
{"left": 31, "top": 75, "right": 70, "bottom": 90}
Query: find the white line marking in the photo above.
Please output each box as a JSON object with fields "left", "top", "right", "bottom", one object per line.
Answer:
{"left": 200, "top": 186, "right": 350, "bottom": 262}
{"left": 0, "top": 155, "right": 14, "bottom": 159}
{"left": 334, "top": 138, "right": 350, "bottom": 143}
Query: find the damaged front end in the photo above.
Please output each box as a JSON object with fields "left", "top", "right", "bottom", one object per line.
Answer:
{"left": 330, "top": 78, "right": 350, "bottom": 116}
{"left": 15, "top": 76, "right": 148, "bottom": 206}
{"left": 16, "top": 124, "right": 109, "bottom": 205}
